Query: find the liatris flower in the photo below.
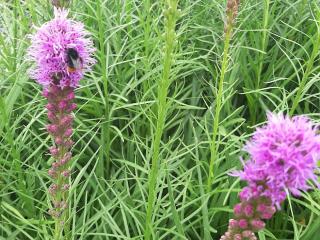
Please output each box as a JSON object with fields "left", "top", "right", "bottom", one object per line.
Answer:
{"left": 28, "top": 8, "right": 95, "bottom": 88}
{"left": 240, "top": 113, "right": 320, "bottom": 206}
{"left": 221, "top": 113, "right": 320, "bottom": 239}
{"left": 27, "top": 7, "right": 94, "bottom": 236}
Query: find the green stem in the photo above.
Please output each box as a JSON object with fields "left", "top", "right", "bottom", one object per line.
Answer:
{"left": 257, "top": 0, "right": 270, "bottom": 88}
{"left": 290, "top": 6, "right": 320, "bottom": 116}
{"left": 144, "top": 1, "right": 179, "bottom": 240}
{"left": 207, "top": 29, "right": 232, "bottom": 192}
{"left": 203, "top": 27, "right": 232, "bottom": 240}
{"left": 96, "top": 0, "right": 110, "bottom": 178}
{"left": 54, "top": 219, "right": 62, "bottom": 240}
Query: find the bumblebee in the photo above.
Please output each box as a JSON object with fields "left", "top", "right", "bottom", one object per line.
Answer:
{"left": 66, "top": 48, "right": 82, "bottom": 73}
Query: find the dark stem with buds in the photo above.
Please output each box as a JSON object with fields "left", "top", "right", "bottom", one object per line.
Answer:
{"left": 44, "top": 85, "right": 76, "bottom": 240}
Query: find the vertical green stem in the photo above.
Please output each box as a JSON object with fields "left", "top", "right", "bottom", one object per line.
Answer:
{"left": 204, "top": 5, "right": 236, "bottom": 237}
{"left": 54, "top": 219, "right": 62, "bottom": 240}
{"left": 144, "top": 1, "right": 179, "bottom": 239}
{"left": 207, "top": 29, "right": 232, "bottom": 192}
{"left": 203, "top": 27, "right": 232, "bottom": 240}
{"left": 96, "top": 0, "right": 110, "bottom": 178}
{"left": 290, "top": 6, "right": 320, "bottom": 116}
{"left": 257, "top": 0, "right": 270, "bottom": 88}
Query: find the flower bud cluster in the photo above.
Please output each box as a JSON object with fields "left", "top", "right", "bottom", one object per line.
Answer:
{"left": 45, "top": 84, "right": 75, "bottom": 218}
{"left": 225, "top": 0, "right": 240, "bottom": 33}
{"left": 220, "top": 196, "right": 276, "bottom": 240}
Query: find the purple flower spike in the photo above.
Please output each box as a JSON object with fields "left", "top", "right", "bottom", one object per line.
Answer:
{"left": 28, "top": 8, "right": 95, "bottom": 88}
{"left": 239, "top": 112, "right": 320, "bottom": 206}
{"left": 221, "top": 112, "right": 320, "bottom": 239}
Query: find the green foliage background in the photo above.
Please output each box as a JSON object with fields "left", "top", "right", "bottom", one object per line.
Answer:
{"left": 1, "top": 0, "right": 320, "bottom": 239}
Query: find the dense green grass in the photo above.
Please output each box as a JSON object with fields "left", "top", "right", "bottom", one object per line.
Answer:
{"left": 1, "top": 0, "right": 320, "bottom": 239}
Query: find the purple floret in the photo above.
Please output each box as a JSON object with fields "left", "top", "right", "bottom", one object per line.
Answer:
{"left": 27, "top": 8, "right": 95, "bottom": 88}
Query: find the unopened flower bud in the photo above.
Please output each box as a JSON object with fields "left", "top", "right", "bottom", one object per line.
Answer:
{"left": 65, "top": 140, "right": 74, "bottom": 148}
{"left": 49, "top": 147, "right": 59, "bottom": 156}
{"left": 61, "top": 115, "right": 73, "bottom": 126}
{"left": 229, "top": 219, "right": 238, "bottom": 229}
{"left": 48, "top": 169, "right": 56, "bottom": 178}
{"left": 234, "top": 234, "right": 242, "bottom": 240}
{"left": 48, "top": 209, "right": 60, "bottom": 218}
{"left": 58, "top": 101, "right": 68, "bottom": 110}
{"left": 55, "top": 137, "right": 63, "bottom": 145}
{"left": 64, "top": 128, "right": 73, "bottom": 137}
{"left": 234, "top": 203, "right": 242, "bottom": 216}
{"left": 48, "top": 111, "right": 56, "bottom": 121}
{"left": 68, "top": 103, "right": 77, "bottom": 112}
{"left": 242, "top": 230, "right": 255, "bottom": 238}
{"left": 62, "top": 184, "right": 70, "bottom": 191}
{"left": 52, "top": 161, "right": 60, "bottom": 168}
{"left": 250, "top": 219, "right": 265, "bottom": 231}
{"left": 61, "top": 170, "right": 70, "bottom": 177}
{"left": 243, "top": 204, "right": 254, "bottom": 217}
{"left": 49, "top": 184, "right": 58, "bottom": 195}
{"left": 47, "top": 124, "right": 59, "bottom": 134}
{"left": 66, "top": 91, "right": 75, "bottom": 100}
{"left": 46, "top": 103, "right": 55, "bottom": 111}
{"left": 42, "top": 89, "right": 49, "bottom": 98}
{"left": 238, "top": 219, "right": 248, "bottom": 229}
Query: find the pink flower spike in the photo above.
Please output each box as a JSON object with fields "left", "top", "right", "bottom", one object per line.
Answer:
{"left": 27, "top": 8, "right": 95, "bottom": 88}
{"left": 238, "top": 112, "right": 320, "bottom": 206}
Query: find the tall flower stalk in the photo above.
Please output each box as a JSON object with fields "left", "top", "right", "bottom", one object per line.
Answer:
{"left": 28, "top": 8, "right": 94, "bottom": 240}
{"left": 221, "top": 113, "right": 320, "bottom": 239}
{"left": 204, "top": 2, "right": 240, "bottom": 239}
{"left": 144, "top": 1, "right": 180, "bottom": 239}
{"left": 207, "top": 0, "right": 240, "bottom": 191}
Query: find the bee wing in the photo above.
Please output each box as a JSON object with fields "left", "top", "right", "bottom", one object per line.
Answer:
{"left": 71, "top": 57, "right": 82, "bottom": 70}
